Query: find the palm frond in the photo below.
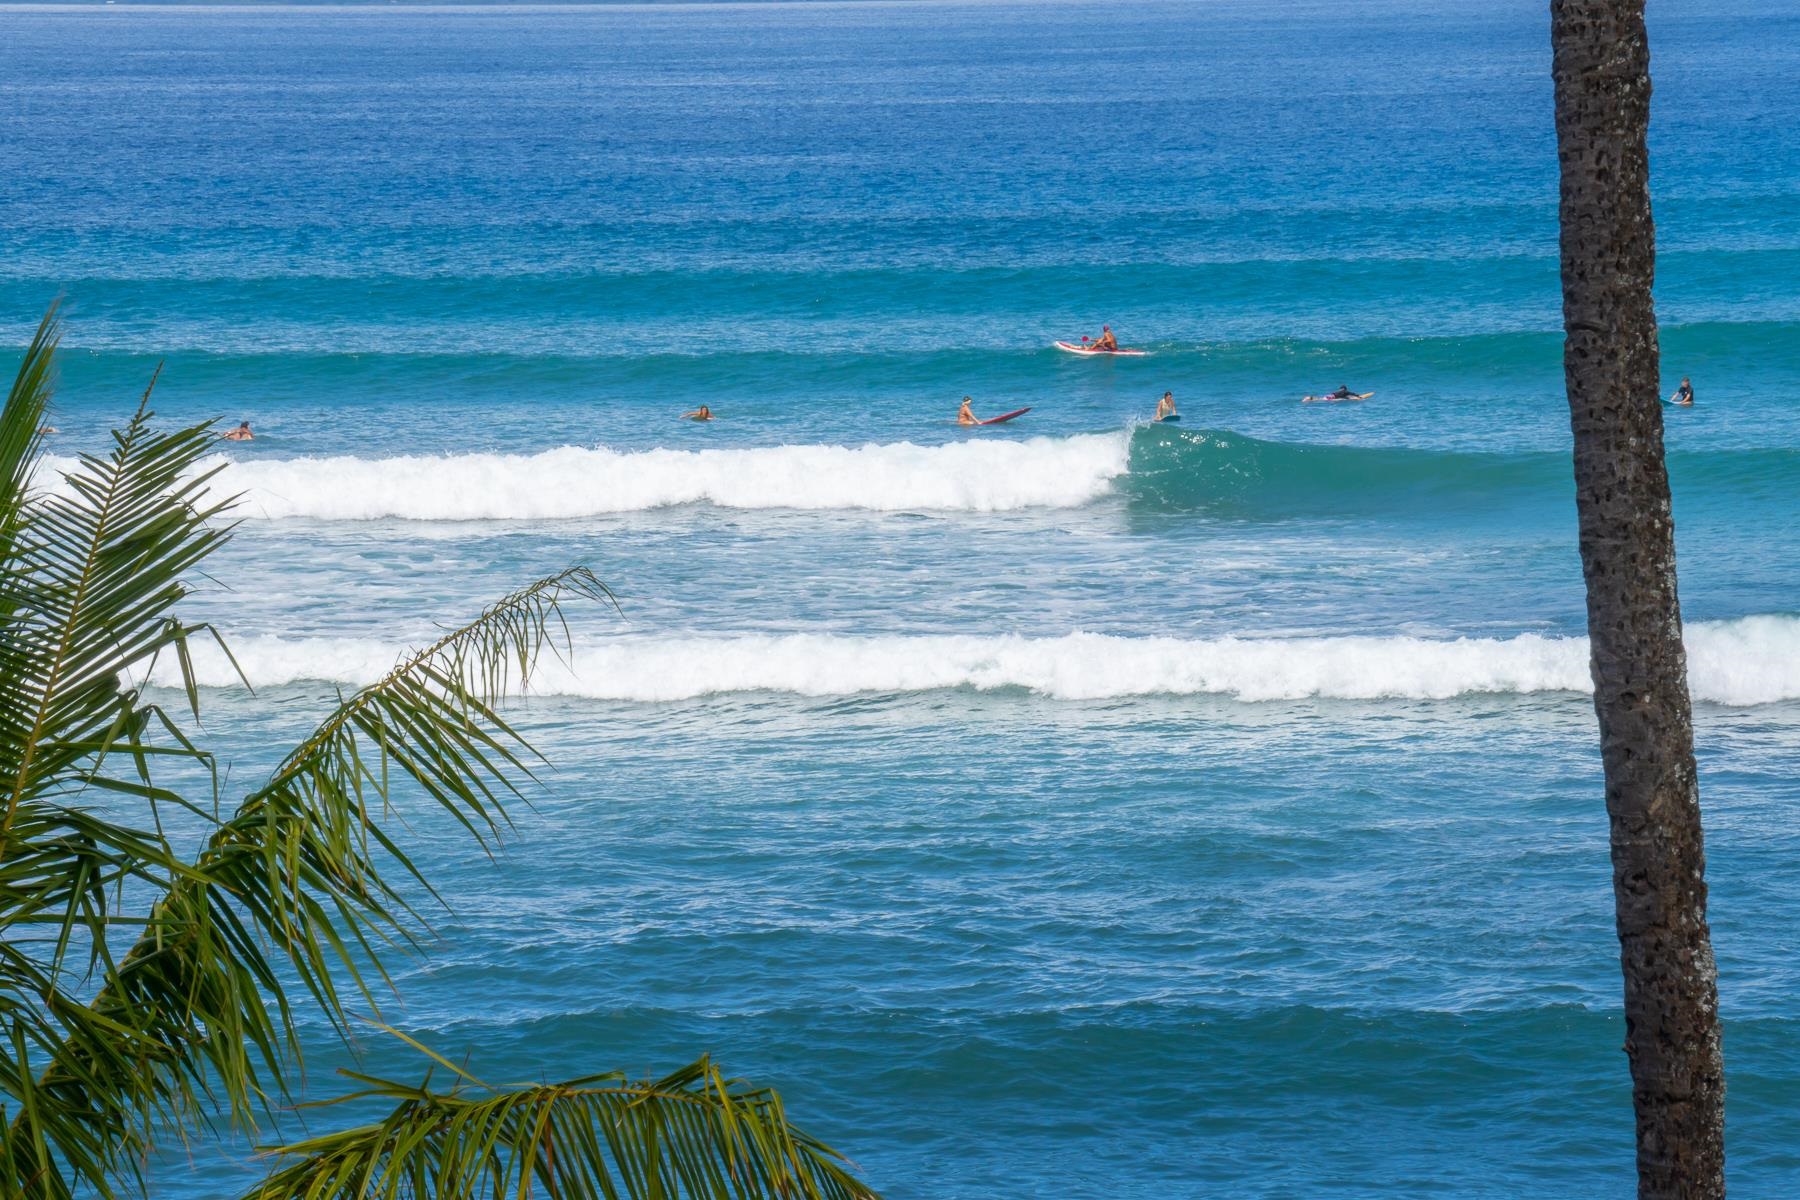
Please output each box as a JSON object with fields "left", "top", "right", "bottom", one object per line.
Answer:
{"left": 5, "top": 569, "right": 611, "bottom": 1199}
{"left": 1, "top": 333, "right": 234, "bottom": 1199}
{"left": 0, "top": 385, "right": 229, "bottom": 826}
{"left": 246, "top": 1052, "right": 875, "bottom": 1200}
{"left": 0, "top": 302, "right": 61, "bottom": 562}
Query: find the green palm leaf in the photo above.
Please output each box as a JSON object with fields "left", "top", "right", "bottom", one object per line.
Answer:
{"left": 7, "top": 569, "right": 610, "bottom": 1197}
{"left": 249, "top": 1049, "right": 874, "bottom": 1200}
{"left": 0, "top": 302, "right": 60, "bottom": 571}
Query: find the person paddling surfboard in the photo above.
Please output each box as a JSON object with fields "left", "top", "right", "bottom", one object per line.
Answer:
{"left": 1302, "top": 385, "right": 1373, "bottom": 403}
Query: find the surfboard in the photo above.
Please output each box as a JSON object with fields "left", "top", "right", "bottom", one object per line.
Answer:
{"left": 1301, "top": 391, "right": 1374, "bottom": 403}
{"left": 1156, "top": 414, "right": 1181, "bottom": 423}
{"left": 1054, "top": 341, "right": 1148, "bottom": 357}
{"left": 979, "top": 407, "right": 1032, "bottom": 425}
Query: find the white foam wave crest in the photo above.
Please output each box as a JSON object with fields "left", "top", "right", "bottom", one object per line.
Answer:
{"left": 44, "top": 434, "right": 1129, "bottom": 520}
{"left": 149, "top": 617, "right": 1800, "bottom": 706}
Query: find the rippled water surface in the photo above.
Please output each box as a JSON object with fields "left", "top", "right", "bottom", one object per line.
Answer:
{"left": 4, "top": 1, "right": 1799, "bottom": 1195}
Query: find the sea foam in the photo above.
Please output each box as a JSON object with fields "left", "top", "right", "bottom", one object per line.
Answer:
{"left": 150, "top": 617, "right": 1800, "bottom": 707}
{"left": 43, "top": 434, "right": 1130, "bottom": 520}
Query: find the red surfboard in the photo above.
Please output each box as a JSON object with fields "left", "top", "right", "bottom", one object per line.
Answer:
{"left": 978, "top": 407, "right": 1032, "bottom": 425}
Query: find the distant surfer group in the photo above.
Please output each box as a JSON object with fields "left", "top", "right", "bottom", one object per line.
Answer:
{"left": 961, "top": 326, "right": 1176, "bottom": 426}
{"left": 48, "top": 338, "right": 1705, "bottom": 447}
{"left": 1057, "top": 325, "right": 1375, "bottom": 417}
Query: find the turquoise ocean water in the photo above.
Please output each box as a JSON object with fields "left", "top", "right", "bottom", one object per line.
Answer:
{"left": 4, "top": 1, "right": 1800, "bottom": 1194}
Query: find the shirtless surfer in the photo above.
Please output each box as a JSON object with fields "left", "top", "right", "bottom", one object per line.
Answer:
{"left": 1155, "top": 391, "right": 1177, "bottom": 421}
{"left": 682, "top": 405, "right": 714, "bottom": 421}
{"left": 957, "top": 396, "right": 978, "bottom": 426}
{"left": 220, "top": 420, "right": 254, "bottom": 441}
{"left": 1089, "top": 325, "right": 1119, "bottom": 353}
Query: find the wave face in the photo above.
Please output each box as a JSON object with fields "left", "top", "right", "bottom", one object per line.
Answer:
{"left": 1122, "top": 425, "right": 1562, "bottom": 516}
{"left": 37, "top": 428, "right": 1799, "bottom": 521}
{"left": 154, "top": 617, "right": 1800, "bottom": 706}
{"left": 1126, "top": 427, "right": 1799, "bottom": 517}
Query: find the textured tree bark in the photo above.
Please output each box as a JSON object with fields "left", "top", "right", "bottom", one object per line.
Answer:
{"left": 1550, "top": 2, "right": 1725, "bottom": 1196}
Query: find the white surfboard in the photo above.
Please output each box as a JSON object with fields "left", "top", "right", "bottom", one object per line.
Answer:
{"left": 1054, "top": 341, "right": 1148, "bottom": 357}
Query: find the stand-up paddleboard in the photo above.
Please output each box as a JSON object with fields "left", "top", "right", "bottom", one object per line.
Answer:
{"left": 978, "top": 407, "right": 1032, "bottom": 425}
{"left": 1301, "top": 391, "right": 1374, "bottom": 403}
{"left": 1055, "top": 341, "right": 1147, "bottom": 357}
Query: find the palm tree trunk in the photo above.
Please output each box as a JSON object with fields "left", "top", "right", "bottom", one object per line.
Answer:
{"left": 1550, "top": 2, "right": 1725, "bottom": 1195}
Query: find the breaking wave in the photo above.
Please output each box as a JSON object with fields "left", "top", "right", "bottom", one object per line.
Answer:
{"left": 152, "top": 616, "right": 1800, "bottom": 706}
{"left": 45, "top": 434, "right": 1131, "bottom": 519}
{"left": 37, "top": 426, "right": 1795, "bottom": 520}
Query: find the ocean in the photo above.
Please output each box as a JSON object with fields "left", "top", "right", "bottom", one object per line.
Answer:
{"left": 3, "top": 0, "right": 1798, "bottom": 1195}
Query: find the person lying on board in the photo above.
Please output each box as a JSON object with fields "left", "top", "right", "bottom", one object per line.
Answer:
{"left": 1156, "top": 391, "right": 1178, "bottom": 421}
{"left": 1090, "top": 325, "right": 1119, "bottom": 352}
{"left": 1668, "top": 376, "right": 1694, "bottom": 406}
{"left": 957, "top": 396, "right": 978, "bottom": 426}
{"left": 1302, "top": 386, "right": 1369, "bottom": 403}
{"left": 220, "top": 420, "right": 254, "bottom": 441}
{"left": 682, "top": 405, "right": 714, "bottom": 421}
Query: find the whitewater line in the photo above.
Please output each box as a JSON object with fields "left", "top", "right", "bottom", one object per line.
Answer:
{"left": 39, "top": 433, "right": 1133, "bottom": 519}
{"left": 145, "top": 618, "right": 1800, "bottom": 707}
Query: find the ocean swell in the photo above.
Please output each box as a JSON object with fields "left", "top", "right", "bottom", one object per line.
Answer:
{"left": 150, "top": 616, "right": 1800, "bottom": 706}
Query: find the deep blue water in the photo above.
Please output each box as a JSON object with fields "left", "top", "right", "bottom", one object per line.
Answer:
{"left": 3, "top": 1, "right": 1799, "bottom": 1196}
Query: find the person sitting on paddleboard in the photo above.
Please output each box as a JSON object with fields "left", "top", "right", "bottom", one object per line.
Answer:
{"left": 682, "top": 405, "right": 714, "bottom": 421}
{"left": 1156, "top": 391, "right": 1177, "bottom": 421}
{"left": 957, "top": 396, "right": 978, "bottom": 426}
{"left": 1090, "top": 326, "right": 1119, "bottom": 353}
{"left": 221, "top": 420, "right": 254, "bottom": 441}
{"left": 1669, "top": 377, "right": 1694, "bottom": 406}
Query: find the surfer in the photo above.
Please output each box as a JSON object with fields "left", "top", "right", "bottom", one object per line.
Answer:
{"left": 1090, "top": 326, "right": 1119, "bottom": 353}
{"left": 957, "top": 396, "right": 978, "bottom": 426}
{"left": 1328, "top": 384, "right": 1358, "bottom": 400}
{"left": 220, "top": 420, "right": 254, "bottom": 441}
{"left": 682, "top": 405, "right": 714, "bottom": 421}
{"left": 1669, "top": 377, "right": 1694, "bottom": 406}
{"left": 1155, "top": 391, "right": 1177, "bottom": 421}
